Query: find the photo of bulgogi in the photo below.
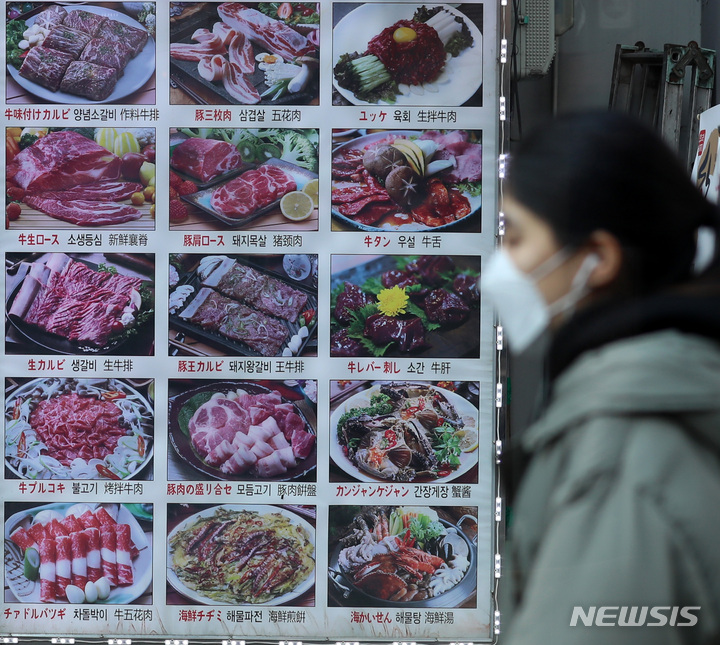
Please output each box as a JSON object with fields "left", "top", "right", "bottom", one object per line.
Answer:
{"left": 5, "top": 377, "right": 153, "bottom": 481}
{"left": 5, "top": 501, "right": 153, "bottom": 605}
{"left": 169, "top": 254, "right": 318, "bottom": 357}
{"left": 5, "top": 252, "right": 155, "bottom": 356}
{"left": 6, "top": 3, "right": 156, "bottom": 104}
{"left": 328, "top": 505, "right": 477, "bottom": 607}
{"left": 330, "top": 381, "right": 479, "bottom": 483}
{"left": 169, "top": 127, "right": 319, "bottom": 231}
{"left": 333, "top": 3, "right": 482, "bottom": 106}
{"left": 167, "top": 503, "right": 316, "bottom": 606}
{"left": 332, "top": 129, "right": 481, "bottom": 231}
{"left": 168, "top": 379, "right": 317, "bottom": 481}
{"left": 331, "top": 255, "right": 480, "bottom": 358}
{"left": 6, "top": 127, "right": 156, "bottom": 229}
{"left": 170, "top": 2, "right": 319, "bottom": 105}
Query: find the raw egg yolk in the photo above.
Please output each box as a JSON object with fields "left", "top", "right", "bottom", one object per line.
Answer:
{"left": 393, "top": 27, "right": 417, "bottom": 43}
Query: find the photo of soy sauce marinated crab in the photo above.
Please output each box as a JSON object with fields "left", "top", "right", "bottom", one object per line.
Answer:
{"left": 330, "top": 255, "right": 480, "bottom": 358}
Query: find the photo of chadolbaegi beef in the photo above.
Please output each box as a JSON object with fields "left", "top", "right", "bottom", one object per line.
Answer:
{"left": 169, "top": 254, "right": 318, "bottom": 358}
{"left": 7, "top": 3, "right": 156, "bottom": 104}
{"left": 6, "top": 127, "right": 156, "bottom": 229}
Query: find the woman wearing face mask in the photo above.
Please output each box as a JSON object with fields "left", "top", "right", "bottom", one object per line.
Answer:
{"left": 483, "top": 111, "right": 720, "bottom": 645}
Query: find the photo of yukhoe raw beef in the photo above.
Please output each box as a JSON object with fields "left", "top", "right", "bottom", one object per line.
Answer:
{"left": 8, "top": 4, "right": 154, "bottom": 103}
{"left": 6, "top": 128, "right": 156, "bottom": 228}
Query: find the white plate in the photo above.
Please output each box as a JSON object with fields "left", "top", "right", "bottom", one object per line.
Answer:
{"left": 167, "top": 504, "right": 316, "bottom": 606}
{"left": 4, "top": 502, "right": 152, "bottom": 604}
{"left": 330, "top": 383, "right": 479, "bottom": 483}
{"left": 331, "top": 130, "right": 482, "bottom": 231}
{"left": 332, "top": 3, "right": 482, "bottom": 106}
{"left": 4, "top": 377, "right": 154, "bottom": 481}
{"left": 8, "top": 5, "right": 155, "bottom": 104}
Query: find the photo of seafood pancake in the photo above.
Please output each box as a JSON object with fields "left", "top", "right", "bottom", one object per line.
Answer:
{"left": 330, "top": 381, "right": 479, "bottom": 483}
{"left": 328, "top": 505, "right": 477, "bottom": 607}
{"left": 167, "top": 504, "right": 316, "bottom": 605}
{"left": 333, "top": 4, "right": 482, "bottom": 106}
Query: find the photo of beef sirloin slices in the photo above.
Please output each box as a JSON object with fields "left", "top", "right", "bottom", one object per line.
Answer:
{"left": 167, "top": 379, "right": 317, "bottom": 482}
{"left": 5, "top": 253, "right": 155, "bottom": 356}
{"left": 169, "top": 254, "right": 318, "bottom": 358}
{"left": 331, "top": 255, "right": 481, "bottom": 359}
{"left": 7, "top": 4, "right": 155, "bottom": 104}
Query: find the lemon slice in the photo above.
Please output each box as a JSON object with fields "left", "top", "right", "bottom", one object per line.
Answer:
{"left": 457, "top": 428, "right": 479, "bottom": 452}
{"left": 302, "top": 179, "right": 319, "bottom": 207}
{"left": 280, "top": 191, "right": 314, "bottom": 221}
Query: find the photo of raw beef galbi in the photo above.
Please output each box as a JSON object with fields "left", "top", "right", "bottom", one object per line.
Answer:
{"left": 168, "top": 379, "right": 317, "bottom": 481}
{"left": 332, "top": 129, "right": 481, "bottom": 231}
{"left": 6, "top": 127, "right": 156, "bottom": 229}
{"left": 333, "top": 3, "right": 482, "bottom": 106}
{"left": 170, "top": 2, "right": 319, "bottom": 105}
{"left": 6, "top": 252, "right": 155, "bottom": 355}
{"left": 169, "top": 254, "right": 317, "bottom": 357}
{"left": 5, "top": 502, "right": 153, "bottom": 605}
{"left": 169, "top": 127, "right": 318, "bottom": 231}
{"left": 331, "top": 255, "right": 480, "bottom": 358}
{"left": 5, "top": 377, "right": 154, "bottom": 481}
{"left": 330, "top": 381, "right": 479, "bottom": 483}
{"left": 6, "top": 3, "right": 156, "bottom": 103}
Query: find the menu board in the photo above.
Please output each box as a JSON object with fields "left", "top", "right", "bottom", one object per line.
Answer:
{"left": 1, "top": 1, "right": 500, "bottom": 641}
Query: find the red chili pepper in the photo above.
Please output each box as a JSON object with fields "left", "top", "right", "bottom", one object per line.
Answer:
{"left": 383, "top": 429, "right": 397, "bottom": 447}
{"left": 137, "top": 436, "right": 146, "bottom": 457}
{"left": 301, "top": 309, "right": 315, "bottom": 325}
{"left": 96, "top": 464, "right": 121, "bottom": 480}
{"left": 13, "top": 397, "right": 22, "bottom": 420}
{"left": 102, "top": 391, "right": 126, "bottom": 401}
{"left": 17, "top": 431, "right": 26, "bottom": 459}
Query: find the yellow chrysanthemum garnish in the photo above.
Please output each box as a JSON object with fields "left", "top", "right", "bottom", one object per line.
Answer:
{"left": 376, "top": 285, "right": 409, "bottom": 317}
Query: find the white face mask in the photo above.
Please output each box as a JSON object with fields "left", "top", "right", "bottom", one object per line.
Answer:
{"left": 480, "top": 247, "right": 600, "bottom": 353}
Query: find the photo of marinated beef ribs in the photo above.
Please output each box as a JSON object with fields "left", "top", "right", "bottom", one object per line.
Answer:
{"left": 214, "top": 263, "right": 267, "bottom": 302}
{"left": 18, "top": 46, "right": 74, "bottom": 92}
{"left": 59, "top": 61, "right": 118, "bottom": 101}
{"left": 43, "top": 26, "right": 92, "bottom": 59}
{"left": 97, "top": 18, "right": 149, "bottom": 56}
{"left": 185, "top": 289, "right": 238, "bottom": 331}
{"left": 219, "top": 303, "right": 289, "bottom": 356}
{"left": 7, "top": 131, "right": 121, "bottom": 193}
{"left": 170, "top": 138, "right": 244, "bottom": 183}
{"left": 252, "top": 277, "right": 308, "bottom": 323}
{"left": 34, "top": 5, "right": 68, "bottom": 30}
{"left": 62, "top": 9, "right": 107, "bottom": 38}
{"left": 80, "top": 39, "right": 133, "bottom": 74}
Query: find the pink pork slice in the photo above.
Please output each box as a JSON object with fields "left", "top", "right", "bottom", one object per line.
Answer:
{"left": 171, "top": 138, "right": 243, "bottom": 183}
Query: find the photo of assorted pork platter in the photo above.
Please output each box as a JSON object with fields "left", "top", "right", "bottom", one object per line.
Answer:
{"left": 6, "top": 127, "right": 156, "bottom": 230}
{"left": 329, "top": 380, "right": 479, "bottom": 484}
{"left": 5, "top": 502, "right": 153, "bottom": 605}
{"left": 170, "top": 2, "right": 319, "bottom": 105}
{"left": 6, "top": 3, "right": 156, "bottom": 104}
{"left": 328, "top": 505, "right": 477, "bottom": 607}
{"left": 5, "top": 252, "right": 155, "bottom": 356}
{"left": 332, "top": 129, "right": 482, "bottom": 231}
{"left": 169, "top": 254, "right": 318, "bottom": 357}
{"left": 167, "top": 503, "right": 315, "bottom": 606}
{"left": 169, "top": 127, "right": 319, "bottom": 230}
{"left": 331, "top": 255, "right": 480, "bottom": 358}
{"left": 5, "top": 377, "right": 154, "bottom": 481}
{"left": 168, "top": 379, "right": 317, "bottom": 482}
{"left": 332, "top": 3, "right": 482, "bottom": 106}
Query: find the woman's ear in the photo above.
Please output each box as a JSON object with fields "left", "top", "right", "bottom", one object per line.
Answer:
{"left": 587, "top": 230, "right": 623, "bottom": 287}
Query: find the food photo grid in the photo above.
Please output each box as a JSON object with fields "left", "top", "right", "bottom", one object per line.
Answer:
{"left": 1, "top": 0, "right": 499, "bottom": 640}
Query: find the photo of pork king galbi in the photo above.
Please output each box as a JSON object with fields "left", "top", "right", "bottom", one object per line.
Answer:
{"left": 169, "top": 253, "right": 318, "bottom": 358}
{"left": 5, "top": 252, "right": 155, "bottom": 356}
{"left": 331, "top": 255, "right": 480, "bottom": 358}
{"left": 168, "top": 127, "right": 318, "bottom": 231}
{"left": 168, "top": 378, "right": 317, "bottom": 482}
{"left": 328, "top": 505, "right": 478, "bottom": 607}
{"left": 332, "top": 128, "right": 482, "bottom": 232}
{"left": 6, "top": 2, "right": 156, "bottom": 104}
{"left": 170, "top": 2, "right": 319, "bottom": 105}
{"left": 6, "top": 126, "right": 156, "bottom": 230}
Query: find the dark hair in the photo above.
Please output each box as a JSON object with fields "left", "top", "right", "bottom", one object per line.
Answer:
{"left": 506, "top": 110, "right": 720, "bottom": 291}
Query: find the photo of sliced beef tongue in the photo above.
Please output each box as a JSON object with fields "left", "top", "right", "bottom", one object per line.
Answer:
{"left": 24, "top": 196, "right": 141, "bottom": 226}
{"left": 31, "top": 181, "right": 143, "bottom": 202}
